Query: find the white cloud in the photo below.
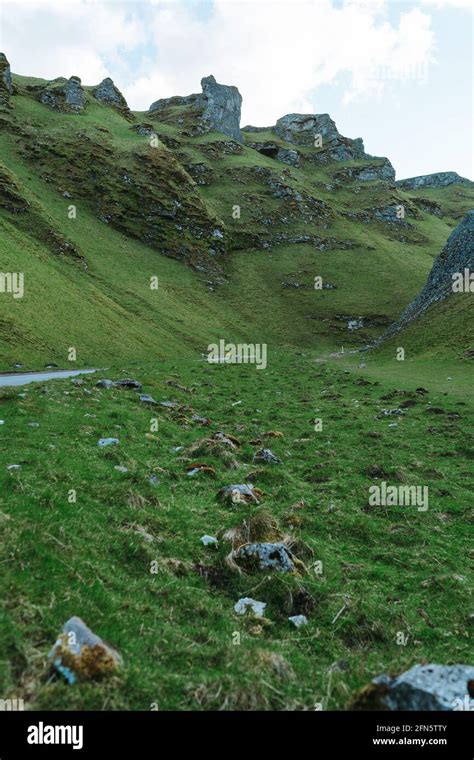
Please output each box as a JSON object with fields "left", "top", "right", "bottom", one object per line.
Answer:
{"left": 419, "top": 0, "right": 472, "bottom": 9}
{"left": 0, "top": 0, "right": 146, "bottom": 84}
{"left": 120, "top": 0, "right": 437, "bottom": 124}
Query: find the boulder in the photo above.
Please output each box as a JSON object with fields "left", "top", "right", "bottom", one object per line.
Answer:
{"left": 353, "top": 663, "right": 474, "bottom": 711}
{"left": 48, "top": 616, "right": 122, "bottom": 684}
{"left": 235, "top": 542, "right": 296, "bottom": 573}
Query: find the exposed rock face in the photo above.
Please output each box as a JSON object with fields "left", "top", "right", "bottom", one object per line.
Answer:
{"left": 200, "top": 75, "right": 243, "bottom": 143}
{"left": 381, "top": 211, "right": 474, "bottom": 339}
{"left": 148, "top": 74, "right": 243, "bottom": 143}
{"left": 93, "top": 77, "right": 130, "bottom": 116}
{"left": 39, "top": 76, "right": 86, "bottom": 113}
{"left": 247, "top": 141, "right": 300, "bottom": 167}
{"left": 273, "top": 113, "right": 342, "bottom": 146}
{"left": 353, "top": 664, "right": 474, "bottom": 711}
{"left": 0, "top": 52, "right": 13, "bottom": 105}
{"left": 397, "top": 171, "right": 472, "bottom": 191}
{"left": 243, "top": 113, "right": 394, "bottom": 175}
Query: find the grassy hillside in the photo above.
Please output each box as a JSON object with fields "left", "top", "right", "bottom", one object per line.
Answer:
{"left": 0, "top": 68, "right": 472, "bottom": 712}
{"left": 0, "top": 73, "right": 472, "bottom": 371}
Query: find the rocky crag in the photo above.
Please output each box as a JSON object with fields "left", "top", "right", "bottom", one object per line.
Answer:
{"left": 380, "top": 210, "right": 474, "bottom": 339}
{"left": 148, "top": 74, "right": 243, "bottom": 143}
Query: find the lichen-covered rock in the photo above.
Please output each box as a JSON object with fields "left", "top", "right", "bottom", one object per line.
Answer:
{"left": 148, "top": 74, "right": 243, "bottom": 143}
{"left": 217, "top": 483, "right": 263, "bottom": 505}
{"left": 235, "top": 542, "right": 296, "bottom": 573}
{"left": 200, "top": 75, "right": 243, "bottom": 143}
{"left": 0, "top": 52, "right": 13, "bottom": 105}
{"left": 93, "top": 77, "right": 130, "bottom": 117}
{"left": 396, "top": 172, "right": 472, "bottom": 191}
{"left": 39, "top": 76, "right": 86, "bottom": 113}
{"left": 253, "top": 448, "right": 281, "bottom": 464}
{"left": 352, "top": 664, "right": 474, "bottom": 711}
{"left": 381, "top": 210, "right": 474, "bottom": 339}
{"left": 234, "top": 597, "right": 266, "bottom": 617}
{"left": 273, "top": 113, "right": 340, "bottom": 146}
{"left": 48, "top": 616, "right": 122, "bottom": 684}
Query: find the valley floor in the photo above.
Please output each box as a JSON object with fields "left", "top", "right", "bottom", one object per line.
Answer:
{"left": 0, "top": 350, "right": 471, "bottom": 710}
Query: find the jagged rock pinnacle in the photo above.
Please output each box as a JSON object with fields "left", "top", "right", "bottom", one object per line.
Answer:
{"left": 0, "top": 52, "right": 13, "bottom": 105}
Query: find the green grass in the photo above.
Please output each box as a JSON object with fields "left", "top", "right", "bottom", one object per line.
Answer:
{"left": 0, "top": 72, "right": 472, "bottom": 711}
{"left": 0, "top": 352, "right": 472, "bottom": 710}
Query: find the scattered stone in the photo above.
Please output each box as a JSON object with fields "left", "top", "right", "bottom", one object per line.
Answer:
{"left": 96, "top": 379, "right": 115, "bottom": 389}
{"left": 48, "top": 616, "right": 122, "bottom": 684}
{"left": 234, "top": 598, "right": 266, "bottom": 618}
{"left": 139, "top": 394, "right": 157, "bottom": 405}
{"left": 288, "top": 615, "right": 308, "bottom": 628}
{"left": 217, "top": 483, "right": 263, "bottom": 506}
{"left": 115, "top": 379, "right": 142, "bottom": 389}
{"left": 253, "top": 448, "right": 281, "bottom": 464}
{"left": 98, "top": 438, "right": 119, "bottom": 447}
{"left": 7, "top": 464, "right": 21, "bottom": 470}
{"left": 378, "top": 408, "right": 403, "bottom": 417}
{"left": 148, "top": 474, "right": 160, "bottom": 486}
{"left": 114, "top": 466, "right": 128, "bottom": 473}
{"left": 0, "top": 420, "right": 4, "bottom": 425}
{"left": 186, "top": 462, "right": 216, "bottom": 477}
{"left": 200, "top": 535, "right": 218, "bottom": 547}
{"left": 234, "top": 542, "right": 297, "bottom": 573}
{"left": 191, "top": 414, "right": 211, "bottom": 426}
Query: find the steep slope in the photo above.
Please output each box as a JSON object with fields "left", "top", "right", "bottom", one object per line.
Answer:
{"left": 381, "top": 211, "right": 474, "bottom": 339}
{"left": 0, "top": 52, "right": 473, "bottom": 369}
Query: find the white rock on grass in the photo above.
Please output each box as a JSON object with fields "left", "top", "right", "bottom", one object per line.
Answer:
{"left": 234, "top": 597, "right": 266, "bottom": 618}
{"left": 7, "top": 464, "right": 21, "bottom": 470}
{"left": 200, "top": 535, "right": 218, "bottom": 546}
{"left": 98, "top": 438, "right": 119, "bottom": 447}
{"left": 288, "top": 615, "right": 308, "bottom": 628}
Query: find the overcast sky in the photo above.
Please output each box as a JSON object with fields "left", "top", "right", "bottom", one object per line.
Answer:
{"left": 0, "top": 0, "right": 472, "bottom": 180}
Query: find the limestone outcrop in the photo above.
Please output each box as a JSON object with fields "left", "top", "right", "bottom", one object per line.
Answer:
{"left": 148, "top": 74, "right": 243, "bottom": 143}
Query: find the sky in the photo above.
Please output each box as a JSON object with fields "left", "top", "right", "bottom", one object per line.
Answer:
{"left": 0, "top": 0, "right": 472, "bottom": 180}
